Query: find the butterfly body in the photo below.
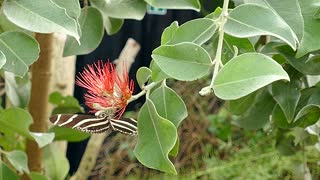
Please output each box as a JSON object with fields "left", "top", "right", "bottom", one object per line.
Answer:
{"left": 49, "top": 112, "right": 137, "bottom": 136}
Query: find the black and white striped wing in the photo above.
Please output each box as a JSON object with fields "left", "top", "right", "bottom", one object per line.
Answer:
{"left": 109, "top": 118, "right": 138, "bottom": 136}
{"left": 49, "top": 114, "right": 110, "bottom": 133}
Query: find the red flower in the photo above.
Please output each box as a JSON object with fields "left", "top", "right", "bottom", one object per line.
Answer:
{"left": 76, "top": 60, "right": 134, "bottom": 118}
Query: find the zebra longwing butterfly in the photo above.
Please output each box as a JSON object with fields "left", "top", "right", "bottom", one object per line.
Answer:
{"left": 49, "top": 111, "right": 137, "bottom": 136}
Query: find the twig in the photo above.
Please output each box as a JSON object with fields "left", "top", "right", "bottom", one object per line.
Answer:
{"left": 70, "top": 38, "right": 141, "bottom": 180}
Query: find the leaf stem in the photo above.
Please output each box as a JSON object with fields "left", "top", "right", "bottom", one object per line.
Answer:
{"left": 199, "top": 0, "right": 230, "bottom": 96}
{"left": 127, "top": 82, "right": 158, "bottom": 104}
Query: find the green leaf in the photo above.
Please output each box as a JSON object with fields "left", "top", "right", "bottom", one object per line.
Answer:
{"left": 145, "top": 0, "right": 200, "bottom": 11}
{"left": 276, "top": 45, "right": 320, "bottom": 75}
{"left": 134, "top": 99, "right": 177, "bottom": 174}
{"left": 0, "top": 51, "right": 6, "bottom": 68}
{"left": 51, "top": 0, "right": 81, "bottom": 19}
{"left": 152, "top": 42, "right": 212, "bottom": 81}
{"left": 0, "top": 162, "right": 20, "bottom": 180}
{"left": 296, "top": 0, "right": 320, "bottom": 57}
{"left": 294, "top": 104, "right": 320, "bottom": 128}
{"left": 136, "top": 67, "right": 152, "bottom": 88}
{"left": 63, "top": 7, "right": 104, "bottom": 56}
{"left": 3, "top": 0, "right": 80, "bottom": 41}
{"left": 91, "top": 0, "right": 147, "bottom": 20}
{"left": 150, "top": 60, "right": 170, "bottom": 82}
{"left": 228, "top": 91, "right": 257, "bottom": 115}
{"left": 161, "top": 21, "right": 179, "bottom": 45}
{"left": 0, "top": 31, "right": 39, "bottom": 77}
{"left": 150, "top": 82, "right": 187, "bottom": 127}
{"left": 6, "top": 150, "right": 29, "bottom": 174}
{"left": 0, "top": 11, "right": 27, "bottom": 33}
{"left": 48, "top": 126, "right": 90, "bottom": 142}
{"left": 0, "top": 108, "right": 33, "bottom": 138}
{"left": 49, "top": 92, "right": 83, "bottom": 114}
{"left": 149, "top": 82, "right": 187, "bottom": 157}
{"left": 225, "top": 4, "right": 297, "bottom": 50}
{"left": 212, "top": 33, "right": 255, "bottom": 64}
{"left": 167, "top": 18, "right": 217, "bottom": 45}
{"left": 245, "top": 0, "right": 304, "bottom": 41}
{"left": 29, "top": 132, "right": 55, "bottom": 148}
{"left": 103, "top": 17, "right": 124, "bottom": 35}
{"left": 272, "top": 104, "right": 293, "bottom": 129}
{"left": 235, "top": 89, "right": 276, "bottom": 130}
{"left": 51, "top": 0, "right": 81, "bottom": 36}
{"left": 270, "top": 81, "right": 301, "bottom": 121}
{"left": 205, "top": 7, "right": 222, "bottom": 20}
{"left": 4, "top": 72, "right": 31, "bottom": 108}
{"left": 43, "top": 144, "right": 69, "bottom": 180}
{"left": 28, "top": 172, "right": 48, "bottom": 180}
{"left": 214, "top": 53, "right": 290, "bottom": 100}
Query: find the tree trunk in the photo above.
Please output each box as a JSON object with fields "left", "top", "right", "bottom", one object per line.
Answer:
{"left": 26, "top": 33, "right": 56, "bottom": 172}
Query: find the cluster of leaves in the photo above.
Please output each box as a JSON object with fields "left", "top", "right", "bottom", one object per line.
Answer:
{"left": 0, "top": 0, "right": 202, "bottom": 178}
{"left": 0, "top": 0, "right": 319, "bottom": 178}
{"left": 133, "top": 0, "right": 320, "bottom": 174}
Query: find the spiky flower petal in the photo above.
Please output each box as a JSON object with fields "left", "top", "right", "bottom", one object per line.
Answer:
{"left": 76, "top": 60, "right": 134, "bottom": 118}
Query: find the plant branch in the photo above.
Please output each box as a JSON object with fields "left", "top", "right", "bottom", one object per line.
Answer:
{"left": 199, "top": 0, "right": 230, "bottom": 96}
{"left": 26, "top": 33, "right": 56, "bottom": 173}
{"left": 127, "top": 82, "right": 158, "bottom": 104}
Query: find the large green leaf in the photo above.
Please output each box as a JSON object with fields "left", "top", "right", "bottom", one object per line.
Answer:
{"left": 4, "top": 72, "right": 31, "bottom": 108}
{"left": 245, "top": 0, "right": 304, "bottom": 41}
{"left": 270, "top": 81, "right": 301, "bottom": 122}
{"left": 0, "top": 162, "right": 20, "bottom": 180}
{"left": 145, "top": 0, "right": 200, "bottom": 11}
{"left": 152, "top": 42, "right": 212, "bottom": 81}
{"left": 0, "top": 31, "right": 39, "bottom": 77}
{"left": 43, "top": 144, "right": 69, "bottom": 180}
{"left": 225, "top": 4, "right": 297, "bottom": 50}
{"left": 103, "top": 17, "right": 124, "bottom": 35}
{"left": 235, "top": 89, "right": 276, "bottom": 130}
{"left": 214, "top": 53, "right": 289, "bottom": 100}
{"left": 276, "top": 45, "right": 320, "bottom": 75}
{"left": 0, "top": 108, "right": 33, "bottom": 138}
{"left": 91, "top": 0, "right": 146, "bottom": 20}
{"left": 48, "top": 126, "right": 90, "bottom": 142}
{"left": 228, "top": 91, "right": 257, "bottom": 115}
{"left": 150, "top": 82, "right": 187, "bottom": 127}
{"left": 63, "top": 7, "right": 104, "bottom": 56}
{"left": 134, "top": 99, "right": 177, "bottom": 174}
{"left": 3, "top": 0, "right": 79, "bottom": 41}
{"left": 161, "top": 21, "right": 179, "bottom": 45}
{"left": 29, "top": 132, "right": 54, "bottom": 148}
{"left": 6, "top": 150, "right": 29, "bottom": 174}
{"left": 149, "top": 82, "right": 187, "bottom": 157}
{"left": 167, "top": 18, "right": 217, "bottom": 45}
{"left": 296, "top": 0, "right": 320, "bottom": 57}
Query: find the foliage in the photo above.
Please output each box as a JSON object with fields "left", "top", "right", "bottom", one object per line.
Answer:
{"left": 0, "top": 0, "right": 319, "bottom": 178}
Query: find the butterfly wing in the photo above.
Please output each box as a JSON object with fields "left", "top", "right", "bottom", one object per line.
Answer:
{"left": 49, "top": 114, "right": 110, "bottom": 133}
{"left": 109, "top": 118, "right": 138, "bottom": 136}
